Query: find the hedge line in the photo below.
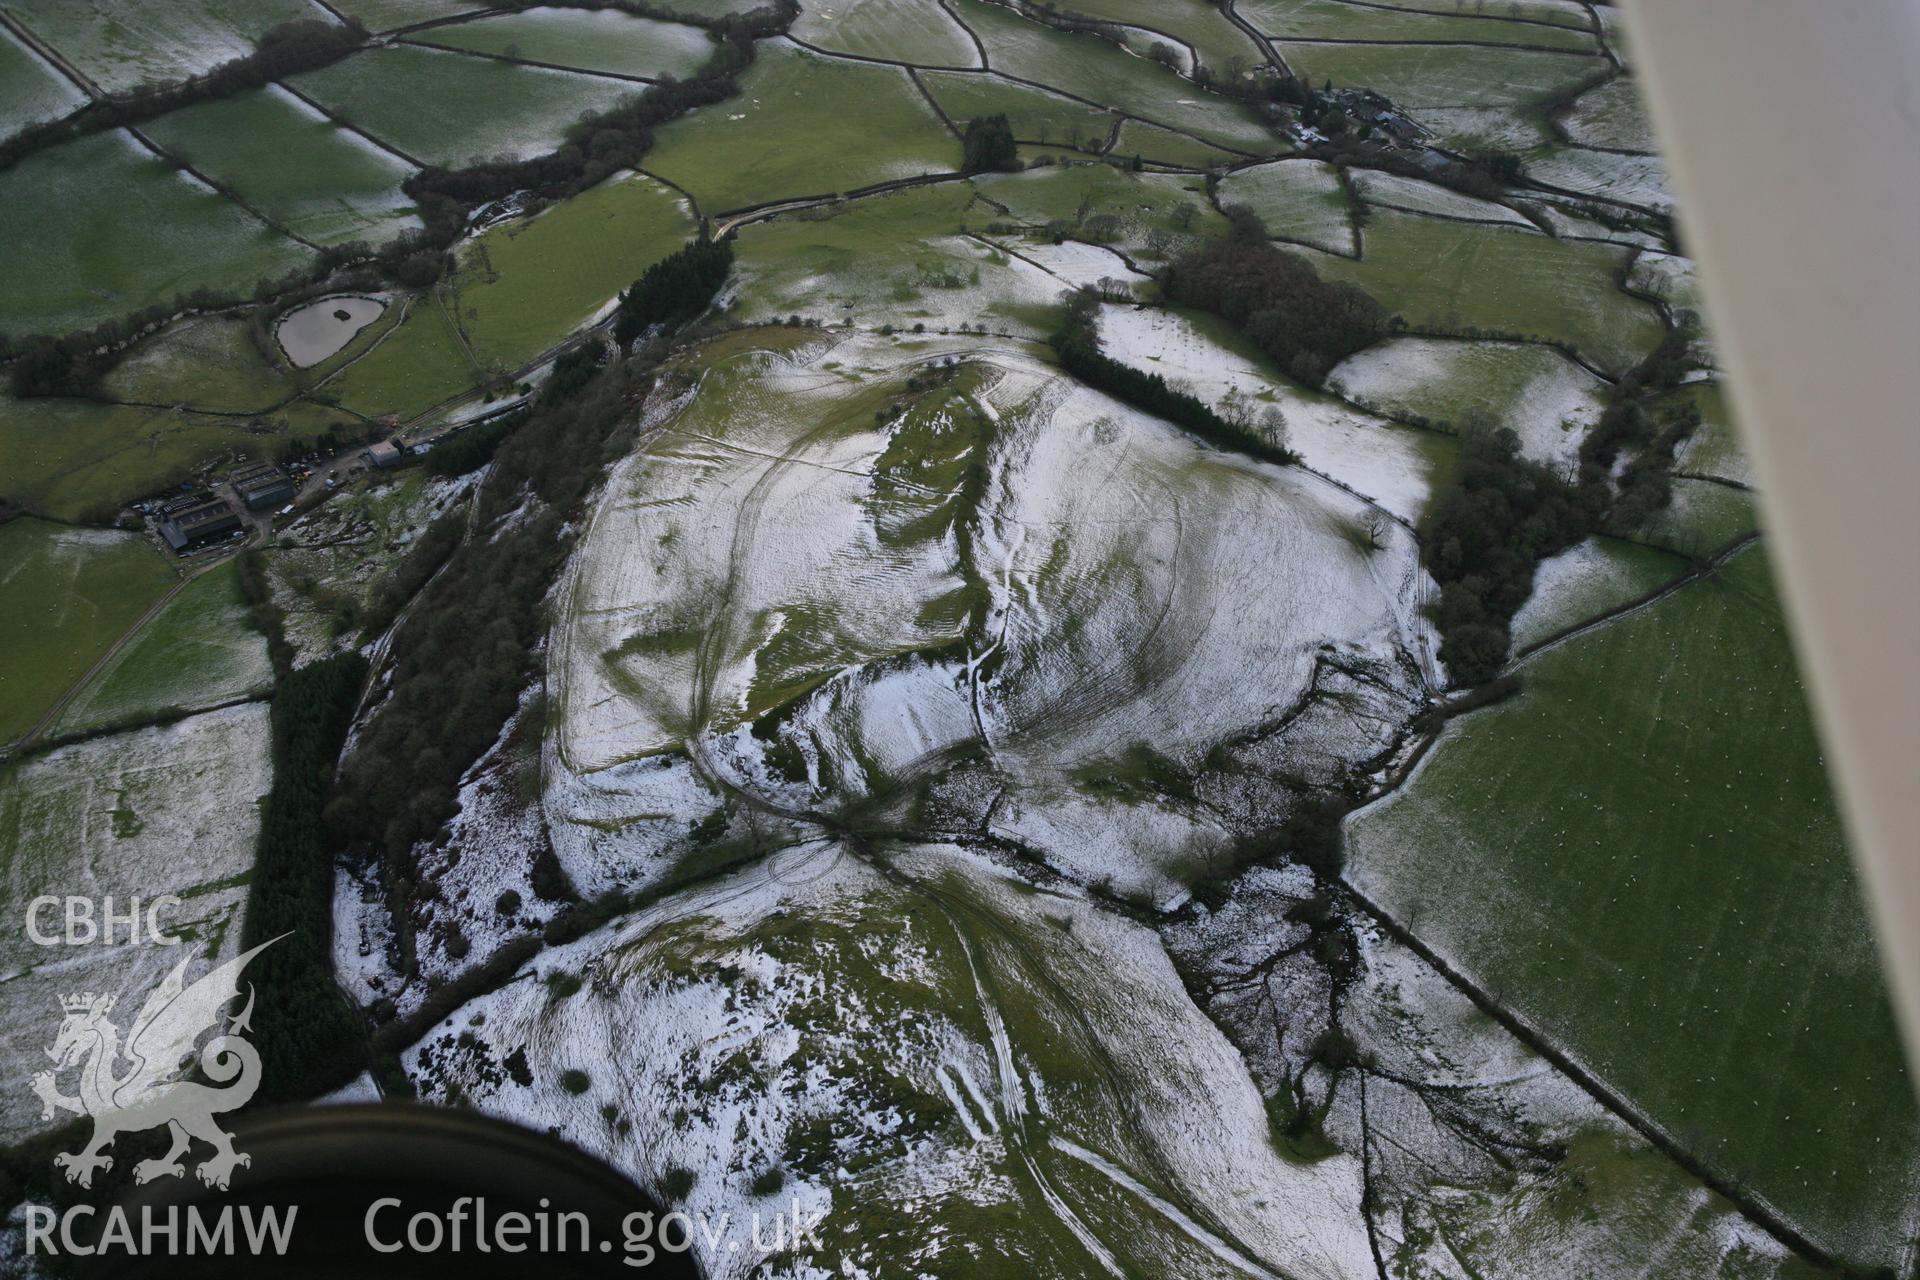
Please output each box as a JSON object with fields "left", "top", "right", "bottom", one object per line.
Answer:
{"left": 1051, "top": 289, "right": 1299, "bottom": 467}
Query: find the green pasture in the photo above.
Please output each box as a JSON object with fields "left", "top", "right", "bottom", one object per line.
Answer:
{"left": 449, "top": 173, "right": 694, "bottom": 372}
{"left": 1349, "top": 545, "right": 1919, "bottom": 1267}
{"left": 644, "top": 43, "right": 957, "bottom": 213}
{"left": 949, "top": 0, "right": 1280, "bottom": 154}
{"left": 326, "top": 294, "right": 480, "bottom": 421}
{"left": 0, "top": 519, "right": 178, "bottom": 744}
{"left": 0, "top": 129, "right": 312, "bottom": 338}
{"left": 1310, "top": 209, "right": 1665, "bottom": 373}
{"left": 54, "top": 558, "right": 271, "bottom": 735}
{"left": 917, "top": 70, "right": 1115, "bottom": 153}
{"left": 0, "top": 27, "right": 85, "bottom": 133}
{"left": 289, "top": 43, "right": 638, "bottom": 167}
{"left": 416, "top": 8, "right": 715, "bottom": 82}
{"left": 1215, "top": 158, "right": 1356, "bottom": 255}
{"left": 142, "top": 84, "right": 421, "bottom": 248}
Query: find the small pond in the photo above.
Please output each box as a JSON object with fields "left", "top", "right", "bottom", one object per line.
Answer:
{"left": 276, "top": 294, "right": 387, "bottom": 368}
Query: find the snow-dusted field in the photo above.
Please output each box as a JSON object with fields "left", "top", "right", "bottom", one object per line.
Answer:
{"left": 549, "top": 329, "right": 1439, "bottom": 904}
{"left": 406, "top": 841, "right": 1382, "bottom": 1279}
{"left": 1528, "top": 146, "right": 1673, "bottom": 214}
{"left": 1348, "top": 168, "right": 1535, "bottom": 228}
{"left": 1628, "top": 250, "right": 1700, "bottom": 313}
{"left": 1327, "top": 336, "right": 1609, "bottom": 470}
{"left": 1521, "top": 197, "right": 1669, "bottom": 250}
{"left": 1166, "top": 865, "right": 1813, "bottom": 1280}
{"left": 792, "top": 0, "right": 981, "bottom": 67}
{"left": 1001, "top": 238, "right": 1148, "bottom": 295}
{"left": 1561, "top": 75, "right": 1657, "bottom": 152}
{"left": 732, "top": 220, "right": 1088, "bottom": 339}
{"left": 0, "top": 703, "right": 268, "bottom": 1141}
{"left": 1096, "top": 304, "right": 1453, "bottom": 521}
{"left": 1215, "top": 159, "right": 1357, "bottom": 256}
{"left": 1507, "top": 536, "right": 1685, "bottom": 653}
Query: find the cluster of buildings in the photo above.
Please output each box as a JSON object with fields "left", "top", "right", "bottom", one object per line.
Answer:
{"left": 1289, "top": 87, "right": 1440, "bottom": 166}
{"left": 148, "top": 437, "right": 416, "bottom": 554}
{"left": 153, "top": 460, "right": 295, "bottom": 554}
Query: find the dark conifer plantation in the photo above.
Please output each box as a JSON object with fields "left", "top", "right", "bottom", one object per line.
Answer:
{"left": 1163, "top": 228, "right": 1394, "bottom": 387}
{"left": 613, "top": 232, "right": 735, "bottom": 347}
{"left": 244, "top": 651, "right": 371, "bottom": 1101}
{"left": 961, "top": 114, "right": 1020, "bottom": 173}
{"left": 1421, "top": 430, "right": 1589, "bottom": 683}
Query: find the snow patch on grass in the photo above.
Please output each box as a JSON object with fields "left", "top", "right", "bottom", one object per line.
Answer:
{"left": 0, "top": 703, "right": 269, "bottom": 1141}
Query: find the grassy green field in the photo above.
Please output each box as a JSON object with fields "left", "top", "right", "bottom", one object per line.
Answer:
{"left": 0, "top": 129, "right": 313, "bottom": 338}
{"left": 102, "top": 312, "right": 289, "bottom": 412}
{"left": 730, "top": 182, "right": 1066, "bottom": 333}
{"left": 0, "top": 27, "right": 85, "bottom": 133}
{"left": 791, "top": 0, "right": 981, "bottom": 67}
{"left": 644, "top": 43, "right": 957, "bottom": 212}
{"left": 105, "top": 295, "right": 405, "bottom": 415}
{"left": 1325, "top": 336, "right": 1611, "bottom": 467}
{"left": 450, "top": 173, "right": 694, "bottom": 372}
{"left": 1276, "top": 0, "right": 1596, "bottom": 28}
{"left": 416, "top": 8, "right": 715, "bottom": 81}
{"left": 1562, "top": 74, "right": 1655, "bottom": 151}
{"left": 1243, "top": 0, "right": 1597, "bottom": 49}
{"left": 327, "top": 293, "right": 481, "bottom": 420}
{"left": 1215, "top": 158, "right": 1355, "bottom": 255}
{"left": 1310, "top": 210, "right": 1665, "bottom": 373}
{"left": 1637, "top": 475, "right": 1757, "bottom": 562}
{"left": 289, "top": 44, "right": 638, "bottom": 167}
{"left": 2, "top": 0, "right": 319, "bottom": 93}
{"left": 325, "top": 0, "right": 481, "bottom": 31}
{"left": 972, "top": 164, "right": 1223, "bottom": 257}
{"left": 1348, "top": 545, "right": 1919, "bottom": 1266}
{"left": 1506, "top": 535, "right": 1687, "bottom": 651}
{"left": 0, "top": 394, "right": 299, "bottom": 522}
{"left": 951, "top": 0, "right": 1279, "bottom": 154}
{"left": 1670, "top": 382, "right": 1749, "bottom": 486}
{"left": 1048, "top": 0, "right": 1266, "bottom": 77}
{"left": 142, "top": 85, "right": 421, "bottom": 247}
{"left": 1277, "top": 40, "right": 1607, "bottom": 148}
{"left": 0, "top": 519, "right": 178, "bottom": 743}
{"left": 918, "top": 69, "right": 1115, "bottom": 153}
{"left": 53, "top": 559, "right": 272, "bottom": 735}
{"left": 1111, "top": 119, "right": 1240, "bottom": 169}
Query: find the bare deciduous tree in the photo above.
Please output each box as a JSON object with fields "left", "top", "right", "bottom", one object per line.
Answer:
{"left": 1258, "top": 405, "right": 1291, "bottom": 452}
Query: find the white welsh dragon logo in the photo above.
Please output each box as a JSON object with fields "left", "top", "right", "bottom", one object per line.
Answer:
{"left": 30, "top": 938, "right": 278, "bottom": 1191}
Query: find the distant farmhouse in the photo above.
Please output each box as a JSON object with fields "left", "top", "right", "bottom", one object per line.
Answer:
{"left": 228, "top": 461, "right": 294, "bottom": 512}
{"left": 157, "top": 496, "right": 242, "bottom": 554}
